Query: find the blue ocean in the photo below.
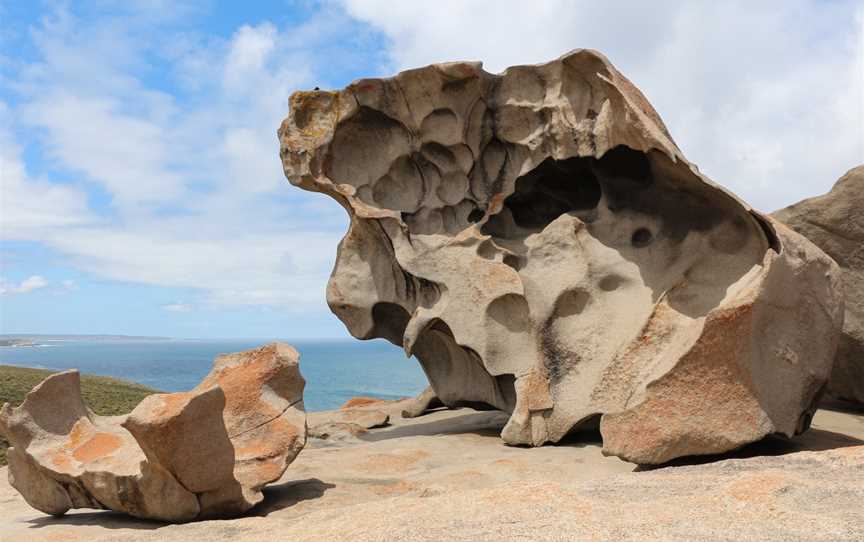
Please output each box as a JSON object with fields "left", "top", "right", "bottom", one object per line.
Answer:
{"left": 0, "top": 339, "right": 428, "bottom": 412}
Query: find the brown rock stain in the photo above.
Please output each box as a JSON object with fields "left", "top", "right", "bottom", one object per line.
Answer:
{"left": 341, "top": 397, "right": 388, "bottom": 409}
{"left": 44, "top": 532, "right": 82, "bottom": 541}
{"left": 355, "top": 450, "right": 431, "bottom": 474}
{"left": 371, "top": 480, "right": 419, "bottom": 496}
{"left": 726, "top": 472, "right": 790, "bottom": 503}
{"left": 602, "top": 302, "right": 767, "bottom": 462}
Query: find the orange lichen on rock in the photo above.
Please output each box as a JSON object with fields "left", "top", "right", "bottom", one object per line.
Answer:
{"left": 341, "top": 397, "right": 388, "bottom": 409}
{"left": 0, "top": 342, "right": 307, "bottom": 522}
{"left": 71, "top": 432, "right": 123, "bottom": 463}
{"left": 726, "top": 472, "right": 791, "bottom": 503}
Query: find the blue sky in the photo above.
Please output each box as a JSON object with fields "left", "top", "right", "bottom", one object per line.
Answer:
{"left": 0, "top": 1, "right": 862, "bottom": 339}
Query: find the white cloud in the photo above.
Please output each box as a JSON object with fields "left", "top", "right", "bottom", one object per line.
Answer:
{"left": 0, "top": 103, "right": 96, "bottom": 238}
{"left": 223, "top": 23, "right": 278, "bottom": 94}
{"left": 21, "top": 94, "right": 185, "bottom": 206}
{"left": 162, "top": 302, "right": 192, "bottom": 312}
{"left": 16, "top": 275, "right": 47, "bottom": 293}
{"left": 46, "top": 227, "right": 339, "bottom": 308}
{"left": 4, "top": 1, "right": 860, "bottom": 320}
{"left": 341, "top": 0, "right": 864, "bottom": 211}
{"left": 59, "top": 279, "right": 79, "bottom": 293}
{"left": 2, "top": 7, "right": 350, "bottom": 310}
{"left": 0, "top": 275, "right": 48, "bottom": 295}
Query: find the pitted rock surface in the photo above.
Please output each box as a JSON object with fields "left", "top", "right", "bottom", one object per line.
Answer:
{"left": 0, "top": 343, "right": 306, "bottom": 521}
{"left": 279, "top": 49, "right": 844, "bottom": 463}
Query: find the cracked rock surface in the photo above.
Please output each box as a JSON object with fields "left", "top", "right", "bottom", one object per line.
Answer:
{"left": 278, "top": 49, "right": 844, "bottom": 463}
{"left": 773, "top": 165, "right": 864, "bottom": 405}
{"left": 0, "top": 343, "right": 306, "bottom": 522}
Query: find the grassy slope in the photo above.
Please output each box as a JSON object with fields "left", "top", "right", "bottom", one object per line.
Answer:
{"left": 0, "top": 365, "right": 158, "bottom": 466}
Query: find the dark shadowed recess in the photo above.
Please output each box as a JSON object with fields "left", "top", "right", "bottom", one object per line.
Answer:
{"left": 367, "top": 303, "right": 515, "bottom": 412}
{"left": 485, "top": 145, "right": 770, "bottom": 315}
{"left": 482, "top": 145, "right": 724, "bottom": 243}
{"left": 496, "top": 157, "right": 603, "bottom": 230}
{"left": 362, "top": 146, "right": 771, "bottom": 417}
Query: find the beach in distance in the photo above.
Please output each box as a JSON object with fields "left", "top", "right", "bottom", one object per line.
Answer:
{"left": 0, "top": 336, "right": 427, "bottom": 411}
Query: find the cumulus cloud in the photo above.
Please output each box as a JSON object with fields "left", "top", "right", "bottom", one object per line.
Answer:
{"left": 2, "top": 5, "right": 351, "bottom": 310}
{"left": 21, "top": 94, "right": 186, "bottom": 206}
{"left": 341, "top": 0, "right": 864, "bottom": 211}
{"left": 0, "top": 103, "right": 96, "bottom": 238}
{"left": 0, "top": 275, "right": 49, "bottom": 295}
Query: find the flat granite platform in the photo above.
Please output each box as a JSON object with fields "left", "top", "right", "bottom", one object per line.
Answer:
{"left": 2, "top": 400, "right": 863, "bottom": 541}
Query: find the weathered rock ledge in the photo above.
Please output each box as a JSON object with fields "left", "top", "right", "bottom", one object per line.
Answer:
{"left": 2, "top": 398, "right": 862, "bottom": 541}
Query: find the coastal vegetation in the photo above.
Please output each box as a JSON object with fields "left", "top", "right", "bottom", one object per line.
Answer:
{"left": 0, "top": 365, "right": 157, "bottom": 466}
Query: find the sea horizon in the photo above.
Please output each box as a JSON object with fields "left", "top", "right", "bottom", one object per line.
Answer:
{"left": 0, "top": 335, "right": 427, "bottom": 412}
{"left": 0, "top": 333, "right": 361, "bottom": 342}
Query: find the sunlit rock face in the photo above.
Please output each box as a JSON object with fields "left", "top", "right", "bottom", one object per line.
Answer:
{"left": 278, "top": 49, "right": 844, "bottom": 464}
{"left": 0, "top": 343, "right": 306, "bottom": 521}
{"left": 773, "top": 165, "right": 864, "bottom": 405}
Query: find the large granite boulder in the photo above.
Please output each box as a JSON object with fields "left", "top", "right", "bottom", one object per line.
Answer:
{"left": 278, "top": 49, "right": 844, "bottom": 464}
{"left": 773, "top": 166, "right": 864, "bottom": 404}
{"left": 0, "top": 343, "right": 306, "bottom": 521}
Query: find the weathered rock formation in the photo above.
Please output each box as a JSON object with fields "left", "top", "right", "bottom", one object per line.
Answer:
{"left": 401, "top": 386, "right": 444, "bottom": 418}
{"left": 0, "top": 343, "right": 306, "bottom": 521}
{"left": 773, "top": 166, "right": 864, "bottom": 404}
{"left": 308, "top": 401, "right": 390, "bottom": 440}
{"left": 279, "top": 49, "right": 844, "bottom": 463}
{"left": 3, "top": 403, "right": 863, "bottom": 541}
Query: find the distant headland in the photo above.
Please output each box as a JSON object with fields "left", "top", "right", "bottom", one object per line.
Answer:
{"left": 0, "top": 335, "right": 172, "bottom": 347}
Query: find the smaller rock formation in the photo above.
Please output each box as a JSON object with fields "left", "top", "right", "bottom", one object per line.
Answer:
{"left": 340, "top": 397, "right": 389, "bottom": 409}
{"left": 401, "top": 386, "right": 444, "bottom": 419}
{"left": 773, "top": 166, "right": 864, "bottom": 404}
{"left": 308, "top": 400, "right": 390, "bottom": 441}
{"left": 0, "top": 343, "right": 306, "bottom": 522}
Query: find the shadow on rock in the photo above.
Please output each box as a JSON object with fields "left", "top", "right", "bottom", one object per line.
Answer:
{"left": 819, "top": 398, "right": 864, "bottom": 415}
{"left": 358, "top": 410, "right": 509, "bottom": 442}
{"left": 553, "top": 429, "right": 604, "bottom": 449}
{"left": 635, "top": 428, "right": 864, "bottom": 471}
{"left": 26, "top": 510, "right": 164, "bottom": 531}
{"left": 253, "top": 478, "right": 335, "bottom": 516}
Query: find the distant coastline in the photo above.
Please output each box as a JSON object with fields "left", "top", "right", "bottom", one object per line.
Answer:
{"left": 0, "top": 339, "right": 36, "bottom": 348}
{"left": 0, "top": 334, "right": 173, "bottom": 347}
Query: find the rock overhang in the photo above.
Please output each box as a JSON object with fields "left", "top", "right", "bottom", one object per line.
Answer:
{"left": 279, "top": 49, "right": 844, "bottom": 464}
